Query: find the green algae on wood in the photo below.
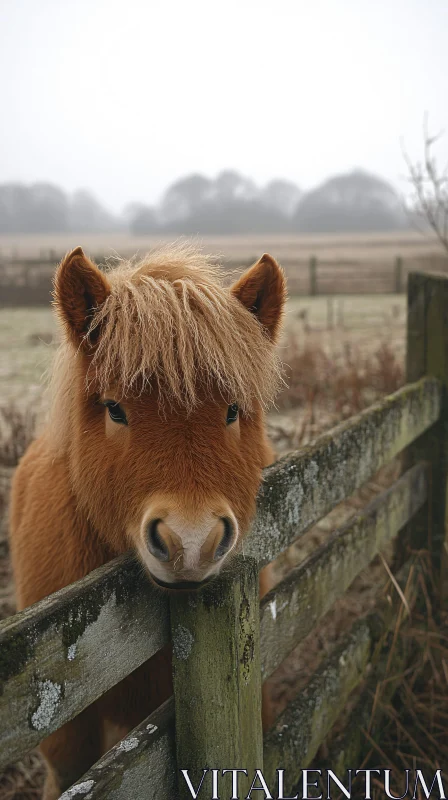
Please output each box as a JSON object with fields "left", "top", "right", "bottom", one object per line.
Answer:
{"left": 405, "top": 272, "right": 448, "bottom": 604}
{"left": 0, "top": 553, "right": 169, "bottom": 770}
{"left": 170, "top": 556, "right": 263, "bottom": 800}
{"left": 263, "top": 617, "right": 372, "bottom": 792}
{"left": 323, "top": 638, "right": 408, "bottom": 777}
{"left": 322, "top": 560, "right": 420, "bottom": 775}
{"left": 259, "top": 462, "right": 428, "bottom": 679}
{"left": 263, "top": 560, "right": 418, "bottom": 794}
{"left": 246, "top": 375, "right": 441, "bottom": 567}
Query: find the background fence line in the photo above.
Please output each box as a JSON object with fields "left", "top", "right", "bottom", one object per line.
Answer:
{"left": 1, "top": 252, "right": 448, "bottom": 305}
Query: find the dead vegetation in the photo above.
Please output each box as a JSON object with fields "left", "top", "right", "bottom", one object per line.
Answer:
{"left": 279, "top": 335, "right": 404, "bottom": 413}
{"left": 404, "top": 117, "right": 448, "bottom": 256}
{"left": 269, "top": 332, "right": 405, "bottom": 455}
{"left": 0, "top": 404, "right": 35, "bottom": 469}
{"left": 0, "top": 403, "right": 35, "bottom": 616}
{"left": 347, "top": 549, "right": 448, "bottom": 799}
{"left": 0, "top": 756, "right": 45, "bottom": 800}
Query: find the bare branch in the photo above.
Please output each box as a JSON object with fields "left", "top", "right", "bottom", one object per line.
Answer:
{"left": 402, "top": 116, "right": 448, "bottom": 254}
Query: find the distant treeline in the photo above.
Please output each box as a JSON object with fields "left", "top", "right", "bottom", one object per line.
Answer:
{"left": 0, "top": 169, "right": 411, "bottom": 236}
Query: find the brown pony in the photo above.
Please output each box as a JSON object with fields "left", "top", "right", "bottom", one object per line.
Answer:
{"left": 9, "top": 242, "right": 286, "bottom": 799}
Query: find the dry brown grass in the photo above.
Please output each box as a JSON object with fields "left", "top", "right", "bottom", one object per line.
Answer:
{"left": 0, "top": 404, "right": 35, "bottom": 622}
{"left": 0, "top": 756, "right": 45, "bottom": 800}
{"left": 0, "top": 404, "right": 35, "bottom": 469}
{"left": 269, "top": 335, "right": 405, "bottom": 454}
{"left": 280, "top": 335, "right": 404, "bottom": 412}
{"left": 352, "top": 548, "right": 448, "bottom": 799}
{"left": 0, "top": 404, "right": 35, "bottom": 554}
{"left": 373, "top": 552, "right": 448, "bottom": 753}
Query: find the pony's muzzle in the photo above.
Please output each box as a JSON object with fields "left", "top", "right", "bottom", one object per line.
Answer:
{"left": 139, "top": 498, "right": 238, "bottom": 587}
{"left": 146, "top": 516, "right": 235, "bottom": 564}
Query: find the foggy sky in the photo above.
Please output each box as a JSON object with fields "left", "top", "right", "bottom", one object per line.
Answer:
{"left": 1, "top": 0, "right": 447, "bottom": 214}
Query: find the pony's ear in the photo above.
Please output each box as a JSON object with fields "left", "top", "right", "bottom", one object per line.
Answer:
{"left": 53, "top": 246, "right": 111, "bottom": 348}
{"left": 231, "top": 253, "right": 286, "bottom": 342}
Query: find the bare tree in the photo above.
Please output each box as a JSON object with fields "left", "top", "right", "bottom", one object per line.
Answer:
{"left": 403, "top": 116, "right": 448, "bottom": 252}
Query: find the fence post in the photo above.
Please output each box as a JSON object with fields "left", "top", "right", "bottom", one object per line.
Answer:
{"left": 394, "top": 255, "right": 403, "bottom": 293}
{"left": 170, "top": 556, "right": 262, "bottom": 799}
{"left": 326, "top": 296, "right": 334, "bottom": 330}
{"left": 309, "top": 255, "right": 318, "bottom": 296}
{"left": 406, "top": 272, "right": 448, "bottom": 603}
{"left": 337, "top": 298, "right": 345, "bottom": 329}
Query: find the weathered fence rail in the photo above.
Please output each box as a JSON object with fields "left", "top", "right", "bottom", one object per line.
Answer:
{"left": 245, "top": 375, "right": 440, "bottom": 566}
{"left": 259, "top": 462, "right": 427, "bottom": 680}
{"left": 0, "top": 554, "right": 169, "bottom": 769}
{"left": 1, "top": 270, "right": 447, "bottom": 798}
{"left": 263, "top": 614, "right": 375, "bottom": 782}
{"left": 58, "top": 699, "right": 177, "bottom": 800}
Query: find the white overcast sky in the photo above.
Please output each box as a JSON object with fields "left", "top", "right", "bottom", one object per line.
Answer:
{"left": 1, "top": 0, "right": 447, "bottom": 213}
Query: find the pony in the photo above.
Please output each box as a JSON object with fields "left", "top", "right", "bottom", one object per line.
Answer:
{"left": 9, "top": 242, "right": 286, "bottom": 799}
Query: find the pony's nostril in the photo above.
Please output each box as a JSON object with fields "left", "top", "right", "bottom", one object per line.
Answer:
{"left": 146, "top": 519, "right": 170, "bottom": 562}
{"left": 214, "top": 517, "right": 235, "bottom": 561}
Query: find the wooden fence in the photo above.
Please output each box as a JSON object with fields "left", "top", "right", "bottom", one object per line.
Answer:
{"left": 0, "top": 271, "right": 447, "bottom": 798}
{"left": 1, "top": 252, "right": 448, "bottom": 305}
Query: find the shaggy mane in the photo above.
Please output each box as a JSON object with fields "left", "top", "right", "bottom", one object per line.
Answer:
{"left": 55, "top": 242, "right": 284, "bottom": 415}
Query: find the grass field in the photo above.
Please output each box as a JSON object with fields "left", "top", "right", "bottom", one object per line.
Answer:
{"left": 0, "top": 309, "right": 56, "bottom": 405}
{"left": 0, "top": 295, "right": 405, "bottom": 405}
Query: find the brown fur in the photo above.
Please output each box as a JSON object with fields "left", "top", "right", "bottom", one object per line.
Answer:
{"left": 9, "top": 242, "right": 286, "bottom": 798}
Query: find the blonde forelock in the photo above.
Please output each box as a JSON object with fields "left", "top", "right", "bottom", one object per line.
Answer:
{"left": 61, "top": 242, "right": 284, "bottom": 414}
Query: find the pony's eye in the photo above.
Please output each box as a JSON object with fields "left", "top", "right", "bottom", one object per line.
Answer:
{"left": 103, "top": 400, "right": 128, "bottom": 426}
{"left": 226, "top": 403, "right": 239, "bottom": 425}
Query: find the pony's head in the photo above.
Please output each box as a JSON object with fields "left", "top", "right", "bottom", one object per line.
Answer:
{"left": 52, "top": 243, "right": 286, "bottom": 589}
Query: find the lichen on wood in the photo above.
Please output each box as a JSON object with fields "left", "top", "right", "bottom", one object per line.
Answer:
{"left": 61, "top": 698, "right": 175, "bottom": 800}
{"left": 0, "top": 553, "right": 169, "bottom": 770}
{"left": 246, "top": 375, "right": 441, "bottom": 567}
{"left": 170, "top": 556, "right": 263, "bottom": 800}
{"left": 322, "top": 559, "right": 420, "bottom": 774}
{"left": 259, "top": 462, "right": 428, "bottom": 679}
{"left": 263, "top": 559, "right": 417, "bottom": 794}
{"left": 263, "top": 618, "right": 373, "bottom": 793}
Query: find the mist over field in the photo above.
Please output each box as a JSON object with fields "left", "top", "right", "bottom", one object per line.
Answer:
{"left": 1, "top": 0, "right": 448, "bottom": 237}
{"left": 0, "top": 169, "right": 414, "bottom": 236}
